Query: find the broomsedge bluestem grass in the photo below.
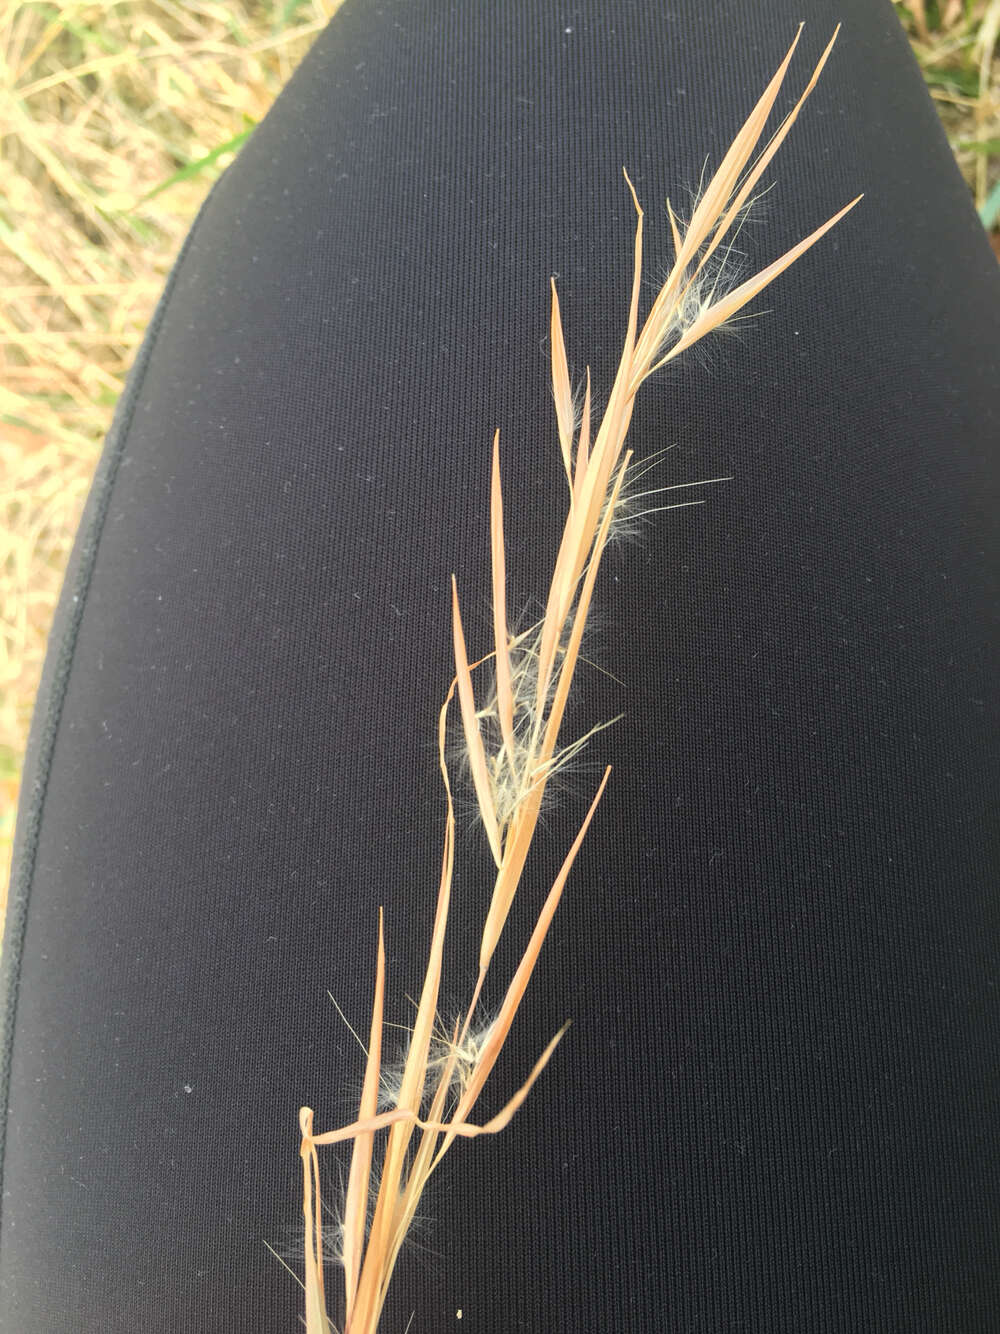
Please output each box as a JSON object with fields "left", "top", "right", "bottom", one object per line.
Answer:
{"left": 290, "top": 26, "right": 861, "bottom": 1334}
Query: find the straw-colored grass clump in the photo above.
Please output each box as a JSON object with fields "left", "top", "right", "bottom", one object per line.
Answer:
{"left": 295, "top": 29, "right": 860, "bottom": 1334}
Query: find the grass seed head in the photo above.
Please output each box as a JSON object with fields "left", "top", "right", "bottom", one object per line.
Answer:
{"left": 297, "top": 29, "right": 861, "bottom": 1334}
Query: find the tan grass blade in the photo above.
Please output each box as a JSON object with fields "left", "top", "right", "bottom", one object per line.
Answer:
{"left": 299, "top": 1107, "right": 331, "bottom": 1334}
{"left": 671, "top": 26, "right": 803, "bottom": 273}
{"left": 451, "top": 575, "right": 503, "bottom": 866}
{"left": 477, "top": 782, "right": 545, "bottom": 975}
{"left": 341, "top": 910, "right": 386, "bottom": 1323}
{"left": 550, "top": 278, "right": 575, "bottom": 490}
{"left": 633, "top": 26, "right": 805, "bottom": 371}
{"left": 490, "top": 431, "right": 517, "bottom": 768}
{"left": 559, "top": 170, "right": 644, "bottom": 606}
{"left": 702, "top": 26, "right": 842, "bottom": 276}
{"left": 312, "top": 1023, "right": 568, "bottom": 1147}
{"left": 348, "top": 692, "right": 457, "bottom": 1333}
{"left": 666, "top": 198, "right": 683, "bottom": 262}
{"left": 311, "top": 1107, "right": 435, "bottom": 1146}
{"left": 531, "top": 173, "right": 645, "bottom": 718}
{"left": 573, "top": 367, "right": 592, "bottom": 501}
{"left": 450, "top": 1022, "right": 571, "bottom": 1135}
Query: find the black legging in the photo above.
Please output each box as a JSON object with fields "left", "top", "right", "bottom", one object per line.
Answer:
{"left": 2, "top": 2, "right": 998, "bottom": 1330}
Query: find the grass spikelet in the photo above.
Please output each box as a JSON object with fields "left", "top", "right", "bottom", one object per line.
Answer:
{"left": 451, "top": 575, "right": 503, "bottom": 866}
{"left": 295, "top": 29, "right": 859, "bottom": 1333}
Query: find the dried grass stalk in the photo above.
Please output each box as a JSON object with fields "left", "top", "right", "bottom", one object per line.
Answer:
{"left": 295, "top": 28, "right": 860, "bottom": 1334}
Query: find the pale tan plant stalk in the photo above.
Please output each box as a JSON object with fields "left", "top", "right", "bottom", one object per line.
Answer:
{"left": 295, "top": 26, "right": 860, "bottom": 1334}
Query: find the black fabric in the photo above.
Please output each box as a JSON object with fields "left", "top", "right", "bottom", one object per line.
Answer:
{"left": 2, "top": 1, "right": 998, "bottom": 1330}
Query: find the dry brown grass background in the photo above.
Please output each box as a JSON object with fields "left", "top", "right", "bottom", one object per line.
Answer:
{"left": 2, "top": 0, "right": 998, "bottom": 920}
